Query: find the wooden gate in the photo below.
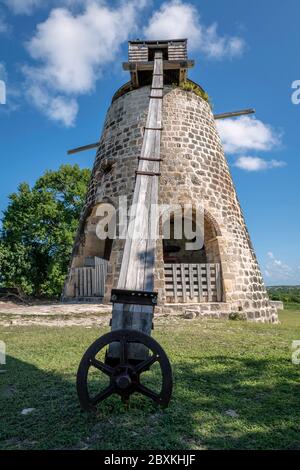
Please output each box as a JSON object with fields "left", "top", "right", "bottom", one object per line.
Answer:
{"left": 164, "top": 263, "right": 222, "bottom": 303}
{"left": 74, "top": 258, "right": 108, "bottom": 300}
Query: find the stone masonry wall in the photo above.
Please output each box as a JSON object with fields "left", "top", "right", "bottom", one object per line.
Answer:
{"left": 64, "top": 84, "right": 278, "bottom": 323}
{"left": 64, "top": 86, "right": 150, "bottom": 301}
{"left": 156, "top": 86, "right": 277, "bottom": 323}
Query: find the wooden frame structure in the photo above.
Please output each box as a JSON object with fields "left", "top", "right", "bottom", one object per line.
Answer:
{"left": 164, "top": 263, "right": 222, "bottom": 303}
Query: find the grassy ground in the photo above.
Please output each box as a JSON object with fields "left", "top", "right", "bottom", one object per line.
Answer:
{"left": 0, "top": 307, "right": 300, "bottom": 450}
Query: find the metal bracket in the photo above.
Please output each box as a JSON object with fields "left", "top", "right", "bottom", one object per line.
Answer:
{"left": 111, "top": 289, "right": 158, "bottom": 306}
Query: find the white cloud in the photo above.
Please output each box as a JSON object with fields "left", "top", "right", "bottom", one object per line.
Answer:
{"left": 20, "top": 0, "right": 245, "bottom": 125}
{"left": 26, "top": 82, "right": 78, "bottom": 126}
{"left": 200, "top": 23, "right": 245, "bottom": 59}
{"left": 23, "top": 1, "right": 146, "bottom": 126}
{"left": 144, "top": 0, "right": 245, "bottom": 59}
{"left": 2, "top": 0, "right": 43, "bottom": 15}
{"left": 234, "top": 156, "right": 286, "bottom": 172}
{"left": 216, "top": 116, "right": 281, "bottom": 154}
{"left": 265, "top": 252, "right": 296, "bottom": 283}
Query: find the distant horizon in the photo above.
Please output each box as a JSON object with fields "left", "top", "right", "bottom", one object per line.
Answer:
{"left": 267, "top": 285, "right": 300, "bottom": 288}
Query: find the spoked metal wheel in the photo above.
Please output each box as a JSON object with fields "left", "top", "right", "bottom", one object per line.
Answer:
{"left": 77, "top": 329, "right": 173, "bottom": 411}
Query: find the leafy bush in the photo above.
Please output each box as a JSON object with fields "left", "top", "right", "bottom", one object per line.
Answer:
{"left": 0, "top": 164, "right": 90, "bottom": 298}
{"left": 268, "top": 287, "right": 300, "bottom": 304}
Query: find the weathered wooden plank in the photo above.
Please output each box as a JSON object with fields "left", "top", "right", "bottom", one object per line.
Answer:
{"left": 172, "top": 265, "right": 178, "bottom": 303}
{"left": 197, "top": 264, "right": 203, "bottom": 303}
{"left": 110, "top": 51, "right": 164, "bottom": 351}
{"left": 206, "top": 264, "right": 213, "bottom": 302}
{"left": 75, "top": 269, "right": 79, "bottom": 297}
{"left": 189, "top": 264, "right": 194, "bottom": 300}
{"left": 214, "top": 109, "right": 255, "bottom": 120}
{"left": 86, "top": 269, "right": 90, "bottom": 297}
{"left": 215, "top": 263, "right": 222, "bottom": 302}
{"left": 84, "top": 269, "right": 87, "bottom": 297}
{"left": 181, "top": 265, "right": 187, "bottom": 303}
{"left": 117, "top": 50, "right": 163, "bottom": 292}
{"left": 88, "top": 269, "right": 91, "bottom": 297}
{"left": 79, "top": 268, "right": 83, "bottom": 297}
{"left": 95, "top": 265, "right": 98, "bottom": 296}
{"left": 67, "top": 142, "right": 100, "bottom": 155}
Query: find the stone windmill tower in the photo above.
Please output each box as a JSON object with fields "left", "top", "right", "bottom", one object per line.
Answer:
{"left": 63, "top": 39, "right": 278, "bottom": 324}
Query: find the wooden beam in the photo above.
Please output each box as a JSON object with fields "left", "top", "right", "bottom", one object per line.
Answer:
{"left": 123, "top": 60, "right": 194, "bottom": 72}
{"left": 135, "top": 171, "right": 161, "bottom": 177}
{"left": 67, "top": 142, "right": 100, "bottom": 155}
{"left": 214, "top": 108, "right": 255, "bottom": 120}
{"left": 138, "top": 157, "right": 163, "bottom": 162}
{"left": 109, "top": 50, "right": 165, "bottom": 361}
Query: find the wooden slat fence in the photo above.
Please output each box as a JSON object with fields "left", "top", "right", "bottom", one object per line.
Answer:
{"left": 73, "top": 258, "right": 108, "bottom": 299}
{"left": 164, "top": 263, "right": 222, "bottom": 303}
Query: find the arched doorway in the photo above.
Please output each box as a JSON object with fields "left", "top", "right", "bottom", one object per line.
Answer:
{"left": 162, "top": 210, "right": 223, "bottom": 303}
{"left": 82, "top": 204, "right": 114, "bottom": 262}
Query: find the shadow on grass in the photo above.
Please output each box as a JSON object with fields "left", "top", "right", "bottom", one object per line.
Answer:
{"left": 0, "top": 353, "right": 299, "bottom": 450}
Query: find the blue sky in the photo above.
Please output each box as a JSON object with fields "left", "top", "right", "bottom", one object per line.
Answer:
{"left": 0, "top": 0, "right": 299, "bottom": 285}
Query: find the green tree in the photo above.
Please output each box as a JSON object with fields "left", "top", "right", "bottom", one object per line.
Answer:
{"left": 0, "top": 164, "right": 90, "bottom": 298}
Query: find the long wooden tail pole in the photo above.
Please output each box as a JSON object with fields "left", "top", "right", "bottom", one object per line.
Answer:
{"left": 214, "top": 108, "right": 255, "bottom": 120}
{"left": 109, "top": 50, "right": 164, "bottom": 360}
{"left": 67, "top": 111, "right": 255, "bottom": 156}
{"left": 67, "top": 142, "right": 100, "bottom": 155}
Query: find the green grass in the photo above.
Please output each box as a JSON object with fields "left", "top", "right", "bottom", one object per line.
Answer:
{"left": 0, "top": 306, "right": 300, "bottom": 450}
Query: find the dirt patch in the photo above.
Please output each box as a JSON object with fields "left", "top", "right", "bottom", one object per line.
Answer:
{"left": 0, "top": 301, "right": 185, "bottom": 327}
{"left": 0, "top": 300, "right": 112, "bottom": 316}
{"left": 0, "top": 300, "right": 112, "bottom": 327}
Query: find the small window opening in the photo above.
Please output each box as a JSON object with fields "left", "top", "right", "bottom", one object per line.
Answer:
{"left": 102, "top": 163, "right": 114, "bottom": 176}
{"left": 148, "top": 46, "right": 168, "bottom": 62}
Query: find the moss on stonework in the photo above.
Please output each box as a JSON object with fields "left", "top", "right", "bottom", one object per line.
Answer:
{"left": 174, "top": 81, "right": 212, "bottom": 107}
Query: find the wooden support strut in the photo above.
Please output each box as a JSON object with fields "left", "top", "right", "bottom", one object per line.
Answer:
{"left": 109, "top": 50, "right": 164, "bottom": 359}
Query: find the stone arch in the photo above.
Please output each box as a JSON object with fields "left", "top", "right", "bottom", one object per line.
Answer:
{"left": 72, "top": 199, "right": 116, "bottom": 265}
{"left": 203, "top": 210, "right": 222, "bottom": 265}
{"left": 82, "top": 200, "right": 115, "bottom": 261}
{"left": 160, "top": 206, "right": 222, "bottom": 265}
{"left": 161, "top": 205, "right": 203, "bottom": 264}
{"left": 204, "top": 210, "right": 222, "bottom": 237}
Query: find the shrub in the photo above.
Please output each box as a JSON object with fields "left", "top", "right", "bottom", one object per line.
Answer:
{"left": 177, "top": 81, "right": 212, "bottom": 107}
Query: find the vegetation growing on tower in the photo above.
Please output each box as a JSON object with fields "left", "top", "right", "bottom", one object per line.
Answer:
{"left": 175, "top": 81, "right": 212, "bottom": 107}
